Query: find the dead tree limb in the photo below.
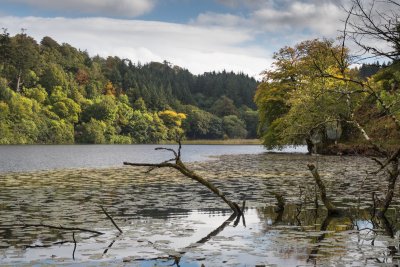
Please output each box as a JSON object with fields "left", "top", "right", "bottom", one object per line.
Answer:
{"left": 101, "top": 206, "right": 123, "bottom": 233}
{"left": 72, "top": 232, "right": 77, "bottom": 260}
{"left": 123, "top": 141, "right": 241, "bottom": 215}
{"left": 272, "top": 192, "right": 285, "bottom": 213}
{"left": 377, "top": 159, "right": 399, "bottom": 217}
{"left": 307, "top": 164, "right": 340, "bottom": 215}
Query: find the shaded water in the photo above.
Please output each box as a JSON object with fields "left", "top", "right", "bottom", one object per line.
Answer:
{"left": 1, "top": 152, "right": 400, "bottom": 266}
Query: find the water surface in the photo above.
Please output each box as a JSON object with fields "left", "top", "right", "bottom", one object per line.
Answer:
{"left": 0, "top": 144, "right": 306, "bottom": 173}
{"left": 1, "top": 152, "right": 399, "bottom": 266}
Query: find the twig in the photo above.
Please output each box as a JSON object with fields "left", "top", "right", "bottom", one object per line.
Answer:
{"left": 101, "top": 206, "right": 123, "bottom": 233}
{"left": 19, "top": 223, "right": 104, "bottom": 235}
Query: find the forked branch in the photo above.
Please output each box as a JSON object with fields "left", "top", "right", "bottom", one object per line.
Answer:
{"left": 123, "top": 141, "right": 242, "bottom": 215}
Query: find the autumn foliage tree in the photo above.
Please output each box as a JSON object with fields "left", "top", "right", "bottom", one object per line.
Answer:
{"left": 255, "top": 39, "right": 361, "bottom": 153}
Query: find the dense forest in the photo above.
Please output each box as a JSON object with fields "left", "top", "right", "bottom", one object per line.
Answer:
{"left": 0, "top": 31, "right": 258, "bottom": 144}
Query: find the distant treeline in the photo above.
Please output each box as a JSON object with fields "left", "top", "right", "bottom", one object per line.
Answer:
{"left": 0, "top": 31, "right": 259, "bottom": 144}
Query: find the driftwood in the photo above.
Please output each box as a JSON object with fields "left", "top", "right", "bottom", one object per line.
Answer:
{"left": 123, "top": 141, "right": 242, "bottom": 215}
{"left": 307, "top": 164, "right": 340, "bottom": 215}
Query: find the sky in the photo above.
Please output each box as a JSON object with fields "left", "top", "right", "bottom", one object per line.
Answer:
{"left": 0, "top": 0, "right": 355, "bottom": 77}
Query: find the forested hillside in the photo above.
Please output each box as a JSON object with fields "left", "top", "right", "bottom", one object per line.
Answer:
{"left": 0, "top": 31, "right": 258, "bottom": 144}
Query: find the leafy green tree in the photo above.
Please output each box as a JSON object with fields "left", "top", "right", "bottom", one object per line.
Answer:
{"left": 255, "top": 39, "right": 355, "bottom": 151}
{"left": 39, "top": 63, "right": 66, "bottom": 93}
{"left": 81, "top": 95, "right": 117, "bottom": 122}
{"left": 240, "top": 108, "right": 258, "bottom": 138}
{"left": 38, "top": 119, "right": 74, "bottom": 144}
{"left": 23, "top": 86, "right": 48, "bottom": 104}
{"left": 132, "top": 97, "right": 147, "bottom": 111}
{"left": 158, "top": 110, "right": 186, "bottom": 139}
{"left": 0, "top": 28, "right": 11, "bottom": 72}
{"left": 0, "top": 101, "right": 12, "bottom": 144}
{"left": 76, "top": 118, "right": 107, "bottom": 144}
{"left": 210, "top": 95, "right": 239, "bottom": 117}
{"left": 182, "top": 106, "right": 223, "bottom": 139}
{"left": 222, "top": 115, "right": 247, "bottom": 139}
{"left": 124, "top": 110, "right": 168, "bottom": 143}
{"left": 49, "top": 87, "right": 81, "bottom": 123}
{"left": 9, "top": 33, "right": 40, "bottom": 92}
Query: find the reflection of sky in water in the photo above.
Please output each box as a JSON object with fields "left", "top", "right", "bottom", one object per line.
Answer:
{"left": 0, "top": 151, "right": 398, "bottom": 266}
{"left": 3, "top": 208, "right": 392, "bottom": 266}
{"left": 0, "top": 144, "right": 307, "bottom": 173}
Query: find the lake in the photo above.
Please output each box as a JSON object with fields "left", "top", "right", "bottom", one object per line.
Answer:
{"left": 1, "top": 145, "right": 399, "bottom": 266}
{"left": 0, "top": 144, "right": 306, "bottom": 173}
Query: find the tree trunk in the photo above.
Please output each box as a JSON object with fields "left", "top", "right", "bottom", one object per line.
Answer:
{"left": 306, "top": 138, "right": 314, "bottom": 155}
{"left": 16, "top": 69, "right": 22, "bottom": 92}
{"left": 307, "top": 164, "right": 339, "bottom": 215}
{"left": 377, "top": 159, "right": 399, "bottom": 217}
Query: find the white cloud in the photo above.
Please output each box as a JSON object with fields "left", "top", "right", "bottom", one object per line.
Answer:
{"left": 216, "top": 0, "right": 270, "bottom": 9}
{"left": 191, "top": 12, "right": 246, "bottom": 28}
{"left": 190, "top": 0, "right": 353, "bottom": 57}
{"left": 0, "top": 16, "right": 272, "bottom": 77}
{"left": 3, "top": 0, "right": 156, "bottom": 17}
{"left": 253, "top": 2, "right": 344, "bottom": 36}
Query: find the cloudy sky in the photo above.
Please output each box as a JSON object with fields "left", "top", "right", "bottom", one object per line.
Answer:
{"left": 0, "top": 0, "right": 351, "bottom": 77}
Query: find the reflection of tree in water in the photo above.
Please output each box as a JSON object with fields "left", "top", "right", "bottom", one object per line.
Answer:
{"left": 256, "top": 204, "right": 400, "bottom": 266}
{"left": 131, "top": 210, "right": 245, "bottom": 266}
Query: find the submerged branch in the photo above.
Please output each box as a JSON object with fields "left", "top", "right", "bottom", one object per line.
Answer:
{"left": 72, "top": 232, "right": 77, "bottom": 260}
{"left": 101, "top": 206, "right": 123, "bottom": 233}
{"left": 307, "top": 164, "right": 340, "bottom": 215}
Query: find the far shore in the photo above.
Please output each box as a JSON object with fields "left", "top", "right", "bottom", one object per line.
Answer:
{"left": 160, "top": 139, "right": 262, "bottom": 145}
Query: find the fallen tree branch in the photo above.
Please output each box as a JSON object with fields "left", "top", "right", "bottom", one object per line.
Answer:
{"left": 123, "top": 141, "right": 241, "bottom": 215}
{"left": 101, "top": 206, "right": 123, "bottom": 233}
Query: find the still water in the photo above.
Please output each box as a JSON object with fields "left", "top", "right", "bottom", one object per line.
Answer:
{"left": 0, "top": 144, "right": 306, "bottom": 173}
{"left": 0, "top": 146, "right": 399, "bottom": 266}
